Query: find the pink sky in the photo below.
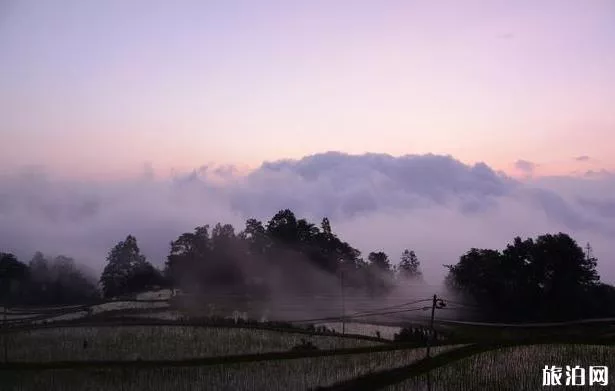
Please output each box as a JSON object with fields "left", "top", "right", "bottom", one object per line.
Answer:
{"left": 1, "top": 0, "right": 614, "bottom": 179}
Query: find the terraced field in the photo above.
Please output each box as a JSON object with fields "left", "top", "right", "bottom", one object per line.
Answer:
{"left": 385, "top": 344, "right": 615, "bottom": 391}
{"left": 2, "top": 296, "right": 614, "bottom": 390}
{"left": 5, "top": 325, "right": 385, "bottom": 361}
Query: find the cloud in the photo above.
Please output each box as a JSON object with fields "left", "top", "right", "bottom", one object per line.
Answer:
{"left": 583, "top": 169, "right": 613, "bottom": 179}
{"left": 496, "top": 32, "right": 515, "bottom": 40}
{"left": 1, "top": 152, "right": 615, "bottom": 284}
{"left": 514, "top": 159, "right": 537, "bottom": 176}
{"left": 575, "top": 155, "right": 591, "bottom": 162}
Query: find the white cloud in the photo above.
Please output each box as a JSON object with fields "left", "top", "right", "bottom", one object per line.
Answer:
{"left": 1, "top": 152, "right": 614, "bottom": 284}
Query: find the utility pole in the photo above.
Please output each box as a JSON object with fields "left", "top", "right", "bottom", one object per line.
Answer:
{"left": 3, "top": 303, "right": 7, "bottom": 363}
{"left": 340, "top": 269, "right": 345, "bottom": 335}
{"left": 425, "top": 294, "right": 446, "bottom": 358}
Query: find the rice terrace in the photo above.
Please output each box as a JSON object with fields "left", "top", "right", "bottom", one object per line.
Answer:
{"left": 1, "top": 288, "right": 614, "bottom": 390}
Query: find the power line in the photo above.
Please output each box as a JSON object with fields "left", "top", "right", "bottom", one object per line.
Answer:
{"left": 286, "top": 306, "right": 431, "bottom": 324}
{"left": 439, "top": 299, "right": 481, "bottom": 308}
{"left": 284, "top": 297, "right": 436, "bottom": 324}
{"left": 346, "top": 298, "right": 433, "bottom": 317}
{"left": 437, "top": 306, "right": 481, "bottom": 312}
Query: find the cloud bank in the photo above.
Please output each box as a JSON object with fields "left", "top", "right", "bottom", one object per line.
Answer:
{"left": 514, "top": 159, "right": 537, "bottom": 177}
{"left": 1, "top": 152, "right": 614, "bottom": 284}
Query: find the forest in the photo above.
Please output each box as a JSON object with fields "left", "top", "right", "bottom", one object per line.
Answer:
{"left": 2, "top": 208, "right": 614, "bottom": 322}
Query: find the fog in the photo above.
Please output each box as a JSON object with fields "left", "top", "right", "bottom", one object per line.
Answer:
{"left": 1, "top": 151, "right": 614, "bottom": 289}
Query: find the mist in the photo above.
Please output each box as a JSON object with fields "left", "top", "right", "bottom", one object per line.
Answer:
{"left": 1, "top": 151, "right": 614, "bottom": 288}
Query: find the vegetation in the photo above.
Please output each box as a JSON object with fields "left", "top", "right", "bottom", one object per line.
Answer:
{"left": 445, "top": 234, "right": 615, "bottom": 321}
{"left": 2, "top": 208, "right": 615, "bottom": 389}
{"left": 1, "top": 301, "right": 614, "bottom": 390}
{"left": 386, "top": 344, "right": 615, "bottom": 391}
{"left": 100, "top": 235, "right": 164, "bottom": 298}
{"left": 0, "top": 252, "right": 98, "bottom": 306}
{"left": 1, "top": 346, "right": 459, "bottom": 391}
{"left": 0, "top": 209, "right": 431, "bottom": 308}
{"left": 3, "top": 208, "right": 613, "bottom": 324}
{"left": 397, "top": 249, "right": 422, "bottom": 281}
{"left": 4, "top": 325, "right": 383, "bottom": 362}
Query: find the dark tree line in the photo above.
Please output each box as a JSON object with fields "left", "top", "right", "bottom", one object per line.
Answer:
{"left": 445, "top": 234, "right": 615, "bottom": 321}
{"left": 0, "top": 252, "right": 99, "bottom": 306}
{"left": 0, "top": 209, "right": 423, "bottom": 307}
{"left": 1, "top": 208, "right": 613, "bottom": 322}
{"left": 164, "top": 210, "right": 423, "bottom": 301}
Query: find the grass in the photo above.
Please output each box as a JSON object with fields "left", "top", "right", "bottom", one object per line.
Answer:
{"left": 3, "top": 325, "right": 385, "bottom": 362}
{"left": 0, "top": 346, "right": 462, "bottom": 391}
{"left": 1, "top": 301, "right": 171, "bottom": 327}
{"left": 4, "top": 295, "right": 615, "bottom": 390}
{"left": 3, "top": 323, "right": 614, "bottom": 390}
{"left": 315, "top": 322, "right": 401, "bottom": 340}
{"left": 386, "top": 344, "right": 615, "bottom": 391}
{"left": 436, "top": 319, "right": 615, "bottom": 343}
{"left": 125, "top": 310, "right": 184, "bottom": 321}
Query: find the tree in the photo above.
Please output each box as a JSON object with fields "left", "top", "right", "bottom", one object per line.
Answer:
{"left": 100, "top": 235, "right": 149, "bottom": 298}
{"left": 49, "top": 255, "right": 99, "bottom": 304}
{"left": 166, "top": 225, "right": 212, "bottom": 288}
{"left": 296, "top": 219, "right": 319, "bottom": 243}
{"left": 445, "top": 233, "right": 602, "bottom": 321}
{"left": 367, "top": 251, "right": 393, "bottom": 296}
{"left": 368, "top": 252, "right": 391, "bottom": 272}
{"left": 125, "top": 261, "right": 164, "bottom": 293}
{"left": 210, "top": 223, "right": 245, "bottom": 290}
{"left": 0, "top": 253, "right": 29, "bottom": 304}
{"left": 23, "top": 252, "right": 99, "bottom": 305}
{"left": 445, "top": 248, "right": 507, "bottom": 319}
{"left": 266, "top": 209, "right": 298, "bottom": 244}
{"left": 28, "top": 252, "right": 50, "bottom": 293}
{"left": 398, "top": 249, "right": 423, "bottom": 281}
{"left": 321, "top": 217, "right": 332, "bottom": 237}
{"left": 166, "top": 224, "right": 247, "bottom": 295}
{"left": 240, "top": 218, "right": 269, "bottom": 257}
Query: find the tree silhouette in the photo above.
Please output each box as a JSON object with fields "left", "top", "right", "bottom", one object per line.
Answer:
{"left": 368, "top": 252, "right": 391, "bottom": 272}
{"left": 398, "top": 249, "right": 423, "bottom": 281}
{"left": 3, "top": 207, "right": 612, "bottom": 320}
{"left": 100, "top": 235, "right": 152, "bottom": 298}
{"left": 165, "top": 225, "right": 212, "bottom": 289}
{"left": 1, "top": 252, "right": 99, "bottom": 305}
{"left": 0, "top": 253, "right": 29, "bottom": 304}
{"left": 446, "top": 232, "right": 602, "bottom": 321}
{"left": 266, "top": 209, "right": 299, "bottom": 244}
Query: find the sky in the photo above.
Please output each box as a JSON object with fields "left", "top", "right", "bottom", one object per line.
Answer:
{"left": 1, "top": 1, "right": 615, "bottom": 284}
{"left": 1, "top": 0, "right": 615, "bottom": 178}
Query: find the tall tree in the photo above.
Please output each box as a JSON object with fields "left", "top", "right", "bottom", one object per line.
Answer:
{"left": 266, "top": 209, "right": 298, "bottom": 244}
{"left": 398, "top": 249, "right": 423, "bottom": 281}
{"left": 28, "top": 252, "right": 50, "bottom": 290}
{"left": 100, "top": 235, "right": 149, "bottom": 298}
{"left": 210, "top": 223, "right": 245, "bottom": 290}
{"left": 24, "top": 252, "right": 99, "bottom": 305}
{"left": 0, "top": 253, "right": 29, "bottom": 304}
{"left": 240, "top": 218, "right": 269, "bottom": 256}
{"left": 49, "top": 255, "right": 99, "bottom": 304}
{"left": 367, "top": 251, "right": 394, "bottom": 296}
{"left": 165, "top": 225, "right": 212, "bottom": 288}
{"left": 296, "top": 219, "right": 319, "bottom": 243}
{"left": 368, "top": 252, "right": 391, "bottom": 272}
{"left": 320, "top": 217, "right": 332, "bottom": 237}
